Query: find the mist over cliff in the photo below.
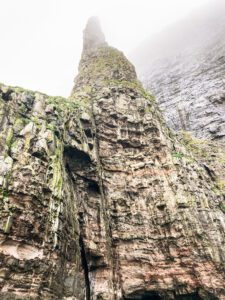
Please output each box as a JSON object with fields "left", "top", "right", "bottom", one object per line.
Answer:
{"left": 131, "top": 0, "right": 225, "bottom": 73}
{"left": 130, "top": 0, "right": 225, "bottom": 140}
{"left": 0, "top": 3, "right": 225, "bottom": 299}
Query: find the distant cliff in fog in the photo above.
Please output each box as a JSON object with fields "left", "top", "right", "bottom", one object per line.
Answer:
{"left": 131, "top": 0, "right": 225, "bottom": 140}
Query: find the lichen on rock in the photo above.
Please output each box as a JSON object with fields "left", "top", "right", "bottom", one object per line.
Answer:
{"left": 0, "top": 17, "right": 225, "bottom": 300}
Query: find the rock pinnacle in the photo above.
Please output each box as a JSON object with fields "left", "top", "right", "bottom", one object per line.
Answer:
{"left": 83, "top": 16, "right": 108, "bottom": 51}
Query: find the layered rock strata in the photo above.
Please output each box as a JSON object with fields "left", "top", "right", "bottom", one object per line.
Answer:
{"left": 131, "top": 0, "right": 225, "bottom": 140}
{"left": 0, "top": 18, "right": 225, "bottom": 300}
{"left": 138, "top": 39, "right": 225, "bottom": 140}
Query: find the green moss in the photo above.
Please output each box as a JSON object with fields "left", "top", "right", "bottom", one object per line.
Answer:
{"left": 77, "top": 47, "right": 136, "bottom": 84}
{"left": 0, "top": 189, "right": 9, "bottom": 209}
{"left": 2, "top": 190, "right": 9, "bottom": 199}
{"left": 181, "top": 131, "right": 209, "bottom": 158}
{"left": 68, "top": 95, "right": 90, "bottom": 109}
{"left": 13, "top": 118, "right": 27, "bottom": 132}
{"left": 104, "top": 79, "right": 155, "bottom": 101}
{"left": 10, "top": 139, "right": 19, "bottom": 152}
{"left": 47, "top": 95, "right": 89, "bottom": 114}
{"left": 51, "top": 141, "right": 63, "bottom": 199}
{"left": 172, "top": 151, "right": 184, "bottom": 159}
{"left": 24, "top": 134, "right": 31, "bottom": 151}
{"left": 85, "top": 47, "right": 126, "bottom": 75}
{"left": 145, "top": 105, "right": 152, "bottom": 113}
{"left": 0, "top": 188, "right": 15, "bottom": 234}
{"left": 6, "top": 128, "right": 14, "bottom": 148}
{"left": 14, "top": 86, "right": 36, "bottom": 96}
{"left": 31, "top": 115, "right": 42, "bottom": 127}
{"left": 140, "top": 87, "right": 156, "bottom": 102}
{"left": 46, "top": 123, "right": 56, "bottom": 132}
{"left": 79, "top": 85, "right": 92, "bottom": 94}
{"left": 47, "top": 139, "right": 64, "bottom": 247}
{"left": 219, "top": 202, "right": 225, "bottom": 213}
{"left": 213, "top": 180, "right": 225, "bottom": 196}
{"left": 4, "top": 215, "right": 13, "bottom": 234}
{"left": 218, "top": 153, "right": 225, "bottom": 164}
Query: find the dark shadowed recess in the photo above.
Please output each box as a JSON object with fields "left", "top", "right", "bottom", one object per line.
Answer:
{"left": 124, "top": 291, "right": 203, "bottom": 300}
{"left": 63, "top": 146, "right": 92, "bottom": 300}
{"left": 63, "top": 146, "right": 100, "bottom": 192}
{"left": 64, "top": 146, "right": 92, "bottom": 171}
{"left": 79, "top": 235, "right": 91, "bottom": 300}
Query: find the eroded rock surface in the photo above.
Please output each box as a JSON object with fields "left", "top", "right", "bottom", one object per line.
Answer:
{"left": 131, "top": 0, "right": 225, "bottom": 140}
{"left": 0, "top": 17, "right": 225, "bottom": 300}
{"left": 0, "top": 85, "right": 88, "bottom": 299}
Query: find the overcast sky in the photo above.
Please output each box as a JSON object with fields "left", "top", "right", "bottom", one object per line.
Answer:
{"left": 0, "top": 0, "right": 210, "bottom": 97}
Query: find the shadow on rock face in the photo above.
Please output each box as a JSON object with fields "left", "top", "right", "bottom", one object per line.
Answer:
{"left": 125, "top": 291, "right": 203, "bottom": 300}
{"left": 124, "top": 291, "right": 162, "bottom": 300}
{"left": 64, "top": 146, "right": 92, "bottom": 173}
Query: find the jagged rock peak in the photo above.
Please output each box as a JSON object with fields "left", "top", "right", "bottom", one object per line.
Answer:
{"left": 72, "top": 18, "right": 137, "bottom": 95}
{"left": 1, "top": 16, "right": 225, "bottom": 300}
{"left": 83, "top": 16, "right": 108, "bottom": 52}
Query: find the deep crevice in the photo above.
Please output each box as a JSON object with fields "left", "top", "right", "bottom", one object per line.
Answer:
{"left": 125, "top": 291, "right": 202, "bottom": 300}
{"left": 64, "top": 146, "right": 92, "bottom": 171}
{"left": 84, "top": 128, "right": 93, "bottom": 138}
{"left": 1, "top": 89, "right": 13, "bottom": 102}
{"left": 31, "top": 151, "right": 48, "bottom": 161}
{"left": 203, "top": 164, "right": 216, "bottom": 181}
{"left": 64, "top": 147, "right": 91, "bottom": 300}
{"left": 125, "top": 291, "right": 162, "bottom": 300}
{"left": 87, "top": 179, "right": 100, "bottom": 194}
{"left": 79, "top": 235, "right": 91, "bottom": 300}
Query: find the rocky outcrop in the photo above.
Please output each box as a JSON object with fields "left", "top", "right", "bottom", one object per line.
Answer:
{"left": 131, "top": 0, "right": 225, "bottom": 140}
{"left": 0, "top": 18, "right": 225, "bottom": 299}
{"left": 0, "top": 84, "right": 87, "bottom": 299}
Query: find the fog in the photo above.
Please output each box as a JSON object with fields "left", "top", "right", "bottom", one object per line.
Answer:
{"left": 0, "top": 0, "right": 213, "bottom": 96}
{"left": 131, "top": 0, "right": 225, "bottom": 74}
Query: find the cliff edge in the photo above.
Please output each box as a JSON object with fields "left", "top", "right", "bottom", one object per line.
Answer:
{"left": 0, "top": 18, "right": 225, "bottom": 299}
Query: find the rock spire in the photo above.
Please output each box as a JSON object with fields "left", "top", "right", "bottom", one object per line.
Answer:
{"left": 0, "top": 18, "right": 225, "bottom": 300}
{"left": 83, "top": 16, "right": 108, "bottom": 52}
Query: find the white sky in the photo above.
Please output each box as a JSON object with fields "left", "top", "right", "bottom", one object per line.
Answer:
{"left": 0, "top": 0, "right": 210, "bottom": 97}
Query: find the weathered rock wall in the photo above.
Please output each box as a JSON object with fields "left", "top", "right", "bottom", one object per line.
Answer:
{"left": 70, "top": 41, "right": 225, "bottom": 299}
{"left": 131, "top": 0, "right": 225, "bottom": 140}
{"left": 0, "top": 18, "right": 225, "bottom": 300}
{"left": 0, "top": 85, "right": 87, "bottom": 299}
{"left": 139, "top": 39, "right": 225, "bottom": 140}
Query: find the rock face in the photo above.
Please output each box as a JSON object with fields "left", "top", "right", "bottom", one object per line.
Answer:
{"left": 0, "top": 85, "right": 87, "bottom": 299}
{"left": 0, "top": 18, "right": 225, "bottom": 299}
{"left": 131, "top": 0, "right": 225, "bottom": 140}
